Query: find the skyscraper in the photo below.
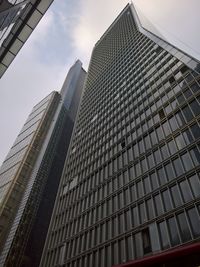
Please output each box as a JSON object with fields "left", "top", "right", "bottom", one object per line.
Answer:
{"left": 0, "top": 60, "right": 86, "bottom": 266}
{"left": 0, "top": 0, "right": 55, "bottom": 78}
{"left": 40, "top": 3, "right": 200, "bottom": 267}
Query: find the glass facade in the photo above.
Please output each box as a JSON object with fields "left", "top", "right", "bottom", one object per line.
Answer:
{"left": 0, "top": 91, "right": 60, "bottom": 255}
{"left": 40, "top": 4, "right": 200, "bottom": 267}
{"left": 0, "top": 0, "right": 54, "bottom": 77}
{"left": 0, "top": 61, "right": 86, "bottom": 266}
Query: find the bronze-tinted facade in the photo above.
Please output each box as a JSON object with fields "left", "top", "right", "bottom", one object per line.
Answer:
{"left": 40, "top": 4, "right": 200, "bottom": 267}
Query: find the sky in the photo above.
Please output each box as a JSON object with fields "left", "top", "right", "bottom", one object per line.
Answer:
{"left": 0, "top": 0, "right": 199, "bottom": 165}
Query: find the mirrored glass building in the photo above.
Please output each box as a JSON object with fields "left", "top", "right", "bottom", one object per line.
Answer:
{"left": 40, "top": 3, "right": 200, "bottom": 267}
{"left": 0, "top": 0, "right": 55, "bottom": 78}
{"left": 0, "top": 60, "right": 86, "bottom": 266}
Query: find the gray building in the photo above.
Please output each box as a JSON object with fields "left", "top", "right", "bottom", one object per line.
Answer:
{"left": 0, "top": 0, "right": 55, "bottom": 78}
{"left": 0, "top": 60, "right": 86, "bottom": 266}
{"left": 40, "top": 3, "right": 200, "bottom": 267}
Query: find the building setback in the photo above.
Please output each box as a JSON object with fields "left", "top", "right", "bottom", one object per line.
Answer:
{"left": 0, "top": 0, "right": 55, "bottom": 78}
{"left": 0, "top": 60, "right": 86, "bottom": 266}
{"left": 40, "top": 3, "right": 200, "bottom": 267}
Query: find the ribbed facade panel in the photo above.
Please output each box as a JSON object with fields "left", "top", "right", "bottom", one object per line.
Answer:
{"left": 41, "top": 4, "right": 200, "bottom": 267}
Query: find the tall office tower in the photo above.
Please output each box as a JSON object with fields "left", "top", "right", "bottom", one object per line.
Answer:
{"left": 0, "top": 60, "right": 86, "bottom": 266}
{"left": 0, "top": 0, "right": 55, "bottom": 78}
{"left": 40, "top": 3, "right": 200, "bottom": 267}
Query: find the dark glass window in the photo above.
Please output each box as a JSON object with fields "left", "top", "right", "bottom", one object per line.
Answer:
{"left": 126, "top": 235, "right": 134, "bottom": 260}
{"left": 167, "top": 217, "right": 181, "bottom": 246}
{"left": 132, "top": 206, "right": 139, "bottom": 227}
{"left": 139, "top": 202, "right": 146, "bottom": 223}
{"left": 154, "top": 149, "right": 162, "bottom": 164}
{"left": 156, "top": 126, "right": 165, "bottom": 141}
{"left": 180, "top": 180, "right": 193, "bottom": 202}
{"left": 165, "top": 162, "right": 175, "bottom": 181}
{"left": 180, "top": 65, "right": 188, "bottom": 75}
{"left": 150, "top": 172, "right": 159, "bottom": 190}
{"left": 169, "top": 76, "right": 176, "bottom": 85}
{"left": 130, "top": 184, "right": 136, "bottom": 202}
{"left": 169, "top": 116, "right": 178, "bottom": 132}
{"left": 154, "top": 194, "right": 163, "bottom": 216}
{"left": 177, "top": 94, "right": 185, "bottom": 105}
{"left": 190, "top": 100, "right": 200, "bottom": 116}
{"left": 183, "top": 88, "right": 192, "bottom": 98}
{"left": 142, "top": 228, "right": 152, "bottom": 254}
{"left": 150, "top": 131, "right": 158, "bottom": 146}
{"left": 121, "top": 139, "right": 126, "bottom": 149}
{"left": 133, "top": 143, "right": 139, "bottom": 158}
{"left": 187, "top": 208, "right": 200, "bottom": 238}
{"left": 173, "top": 157, "right": 184, "bottom": 176}
{"left": 160, "top": 143, "right": 170, "bottom": 160}
{"left": 182, "top": 105, "right": 193, "bottom": 122}
{"left": 158, "top": 109, "right": 165, "bottom": 120}
{"left": 158, "top": 221, "right": 170, "bottom": 249}
{"left": 175, "top": 111, "right": 186, "bottom": 127}
{"left": 135, "top": 162, "right": 142, "bottom": 177}
{"left": 170, "top": 184, "right": 182, "bottom": 207}
{"left": 128, "top": 147, "right": 134, "bottom": 162}
{"left": 141, "top": 158, "right": 148, "bottom": 174}
{"left": 146, "top": 198, "right": 154, "bottom": 220}
{"left": 190, "top": 123, "right": 200, "bottom": 139}
{"left": 162, "top": 121, "right": 171, "bottom": 137}
{"left": 189, "top": 174, "right": 200, "bottom": 198}
{"left": 177, "top": 213, "right": 192, "bottom": 242}
{"left": 144, "top": 135, "right": 151, "bottom": 150}
{"left": 175, "top": 134, "right": 186, "bottom": 150}
{"left": 144, "top": 176, "right": 151, "bottom": 194}
{"left": 181, "top": 152, "right": 194, "bottom": 171}
{"left": 162, "top": 190, "right": 173, "bottom": 211}
{"left": 137, "top": 180, "right": 144, "bottom": 198}
{"left": 157, "top": 167, "right": 167, "bottom": 186}
{"left": 191, "top": 82, "right": 200, "bottom": 93}
{"left": 168, "top": 139, "right": 177, "bottom": 155}
{"left": 147, "top": 153, "right": 155, "bottom": 169}
{"left": 190, "top": 147, "right": 200, "bottom": 166}
{"left": 183, "top": 129, "right": 194, "bottom": 145}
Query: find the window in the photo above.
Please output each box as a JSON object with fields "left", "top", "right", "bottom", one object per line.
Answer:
{"left": 167, "top": 217, "right": 180, "bottom": 246}
{"left": 170, "top": 184, "right": 182, "bottom": 207}
{"left": 190, "top": 123, "right": 200, "bottom": 139}
{"left": 154, "top": 194, "right": 163, "bottom": 216}
{"left": 190, "top": 100, "right": 200, "bottom": 116}
{"left": 169, "top": 76, "right": 176, "bottom": 85}
{"left": 177, "top": 213, "right": 192, "bottom": 242}
{"left": 155, "top": 46, "right": 162, "bottom": 54}
{"left": 142, "top": 228, "right": 152, "bottom": 254}
{"left": 121, "top": 138, "right": 126, "bottom": 149}
{"left": 179, "top": 180, "right": 193, "bottom": 202}
{"left": 180, "top": 65, "right": 188, "bottom": 75}
{"left": 187, "top": 208, "right": 200, "bottom": 238}
{"left": 189, "top": 174, "right": 200, "bottom": 198}
{"left": 158, "top": 221, "right": 170, "bottom": 249}
{"left": 182, "top": 105, "right": 193, "bottom": 122}
{"left": 158, "top": 109, "right": 165, "bottom": 120}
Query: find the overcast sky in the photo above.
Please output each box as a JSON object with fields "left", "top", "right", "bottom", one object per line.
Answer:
{"left": 0, "top": 0, "right": 199, "bottom": 165}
